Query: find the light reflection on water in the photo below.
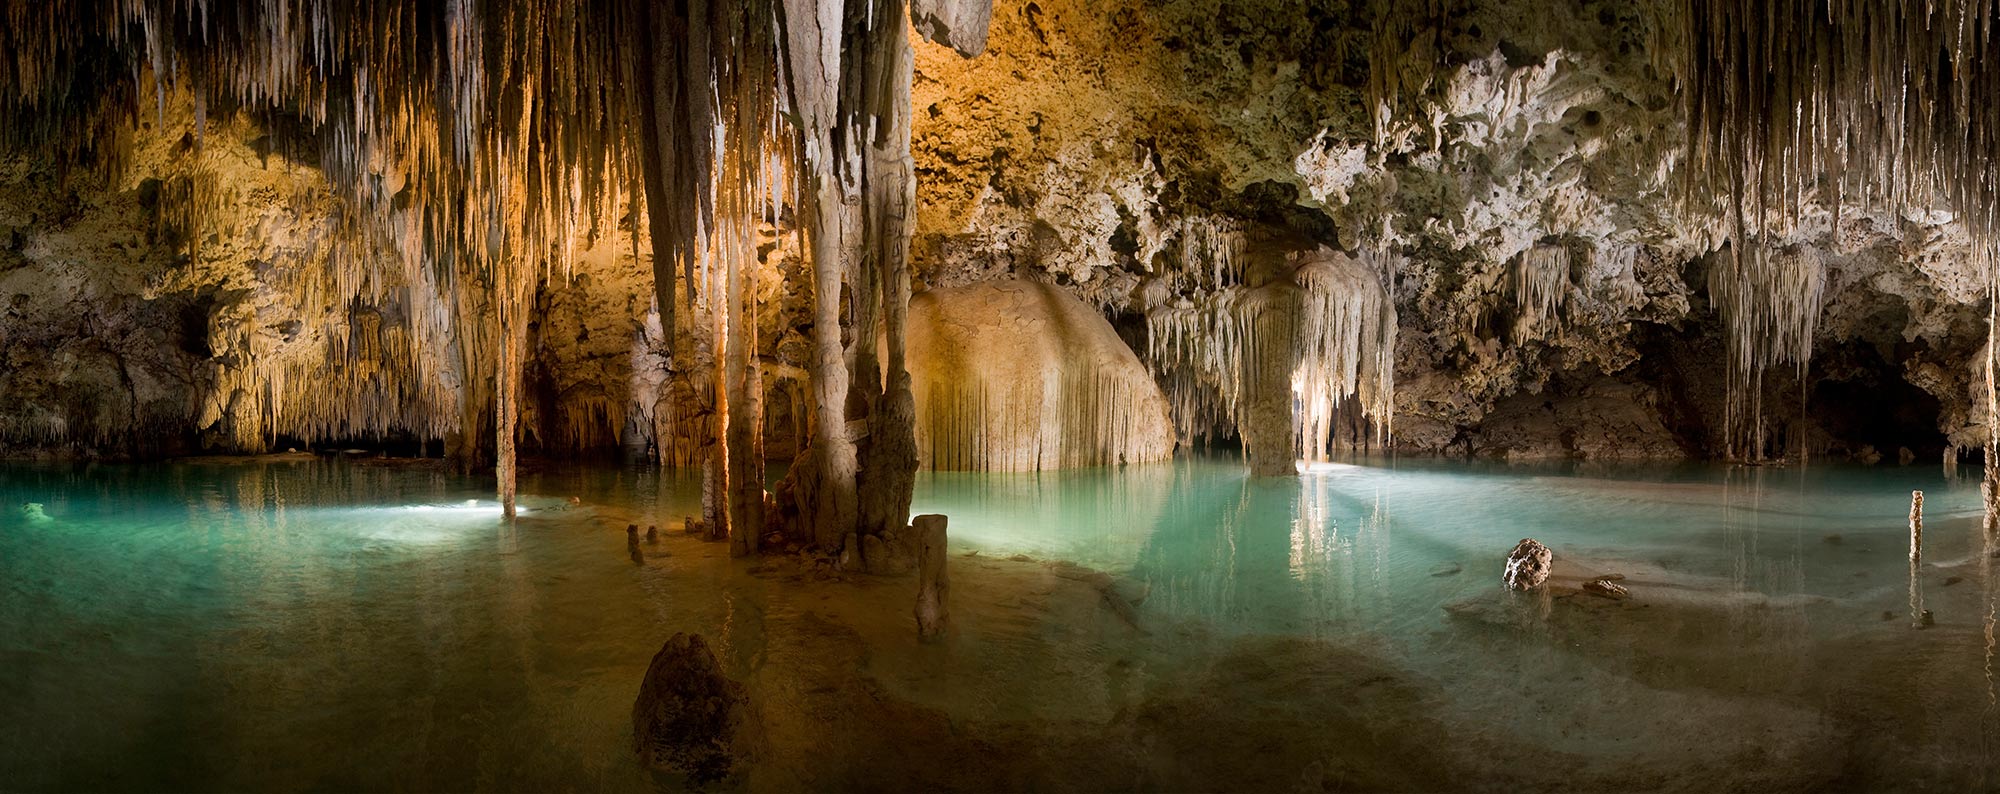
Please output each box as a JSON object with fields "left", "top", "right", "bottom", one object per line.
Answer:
{"left": 0, "top": 454, "right": 1996, "bottom": 789}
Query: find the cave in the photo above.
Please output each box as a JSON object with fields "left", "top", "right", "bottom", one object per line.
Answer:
{"left": 3, "top": 0, "right": 2000, "bottom": 791}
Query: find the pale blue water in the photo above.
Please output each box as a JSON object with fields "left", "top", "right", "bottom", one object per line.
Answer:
{"left": 2, "top": 454, "right": 1996, "bottom": 790}
{"left": 915, "top": 457, "right": 1994, "bottom": 636}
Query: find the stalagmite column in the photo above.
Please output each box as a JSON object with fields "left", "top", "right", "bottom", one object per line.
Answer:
{"left": 1911, "top": 489, "right": 1928, "bottom": 627}
{"left": 856, "top": 0, "right": 921, "bottom": 537}
{"left": 725, "top": 219, "right": 764, "bottom": 557}
{"left": 497, "top": 284, "right": 522, "bottom": 517}
{"left": 781, "top": 0, "right": 860, "bottom": 551}
{"left": 914, "top": 513, "right": 949, "bottom": 640}
{"left": 1987, "top": 310, "right": 2000, "bottom": 538}
{"left": 1910, "top": 490, "right": 1925, "bottom": 561}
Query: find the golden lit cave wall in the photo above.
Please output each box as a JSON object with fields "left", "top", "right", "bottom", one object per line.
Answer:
{"left": 904, "top": 279, "right": 1175, "bottom": 471}
{"left": 0, "top": 91, "right": 815, "bottom": 457}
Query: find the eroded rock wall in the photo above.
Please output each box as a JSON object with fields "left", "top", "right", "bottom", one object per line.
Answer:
{"left": 909, "top": 0, "right": 1992, "bottom": 462}
{"left": 1, "top": 1, "right": 1990, "bottom": 465}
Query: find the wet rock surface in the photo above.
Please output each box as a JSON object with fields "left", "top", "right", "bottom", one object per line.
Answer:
{"left": 631, "top": 633, "right": 752, "bottom": 784}
{"left": 1503, "top": 538, "right": 1554, "bottom": 591}
{"left": 1583, "top": 577, "right": 1630, "bottom": 599}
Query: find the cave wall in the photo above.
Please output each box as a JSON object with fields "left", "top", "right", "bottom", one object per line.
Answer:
{"left": 0, "top": 0, "right": 1991, "bottom": 464}
{"left": 907, "top": 0, "right": 1993, "bottom": 462}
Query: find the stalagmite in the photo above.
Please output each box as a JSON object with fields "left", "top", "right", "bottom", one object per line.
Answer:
{"left": 1910, "top": 490, "right": 1927, "bottom": 628}
{"left": 913, "top": 514, "right": 949, "bottom": 640}
{"left": 1910, "top": 491, "right": 1925, "bottom": 562}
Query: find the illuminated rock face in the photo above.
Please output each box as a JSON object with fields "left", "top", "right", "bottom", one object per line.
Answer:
{"left": 0, "top": 0, "right": 1992, "bottom": 467}
{"left": 1503, "top": 539, "right": 1553, "bottom": 591}
{"left": 905, "top": 280, "right": 1175, "bottom": 471}
{"left": 908, "top": 0, "right": 1993, "bottom": 463}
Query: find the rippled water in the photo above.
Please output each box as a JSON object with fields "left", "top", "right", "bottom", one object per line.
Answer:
{"left": 2, "top": 454, "right": 1997, "bottom": 790}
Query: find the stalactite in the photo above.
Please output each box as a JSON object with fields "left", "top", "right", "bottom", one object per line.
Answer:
{"left": 1511, "top": 243, "right": 1569, "bottom": 337}
{"left": 1707, "top": 244, "right": 1824, "bottom": 461}
{"left": 855, "top": 0, "right": 921, "bottom": 539}
{"left": 1144, "top": 245, "right": 1398, "bottom": 472}
{"left": 1670, "top": 1, "right": 2000, "bottom": 467}
{"left": 1293, "top": 248, "right": 1399, "bottom": 459}
{"left": 1180, "top": 216, "right": 1246, "bottom": 290}
{"left": 908, "top": 282, "right": 1174, "bottom": 472}
{"left": 0, "top": 0, "right": 989, "bottom": 549}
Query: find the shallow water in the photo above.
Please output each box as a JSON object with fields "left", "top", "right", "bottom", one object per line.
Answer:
{"left": 2, "top": 454, "right": 1997, "bottom": 790}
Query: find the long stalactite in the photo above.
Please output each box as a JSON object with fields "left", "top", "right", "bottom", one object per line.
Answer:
{"left": 1667, "top": 0, "right": 2000, "bottom": 465}
{"left": 0, "top": 0, "right": 992, "bottom": 552}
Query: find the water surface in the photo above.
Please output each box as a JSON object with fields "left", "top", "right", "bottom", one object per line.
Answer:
{"left": 1, "top": 454, "right": 1994, "bottom": 790}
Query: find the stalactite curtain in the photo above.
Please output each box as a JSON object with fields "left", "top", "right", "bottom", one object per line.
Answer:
{"left": 0, "top": 0, "right": 991, "bottom": 546}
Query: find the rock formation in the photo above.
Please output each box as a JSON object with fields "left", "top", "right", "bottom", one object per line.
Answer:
{"left": 0, "top": 0, "right": 1995, "bottom": 478}
{"left": 632, "top": 633, "right": 751, "bottom": 784}
{"left": 905, "top": 280, "right": 1175, "bottom": 470}
{"left": 914, "top": 514, "right": 950, "bottom": 639}
{"left": 1503, "top": 538, "right": 1553, "bottom": 591}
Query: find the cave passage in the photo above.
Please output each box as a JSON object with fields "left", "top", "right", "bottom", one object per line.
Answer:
{"left": 3, "top": 0, "right": 2000, "bottom": 790}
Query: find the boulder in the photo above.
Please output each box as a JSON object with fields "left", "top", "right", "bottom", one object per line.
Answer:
{"left": 632, "top": 633, "right": 750, "bottom": 784}
{"left": 1502, "top": 538, "right": 1553, "bottom": 591}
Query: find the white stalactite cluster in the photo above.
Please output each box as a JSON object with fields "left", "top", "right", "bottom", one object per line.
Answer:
{"left": 1668, "top": 1, "right": 2000, "bottom": 462}
{"left": 0, "top": 0, "right": 992, "bottom": 547}
{"left": 1293, "top": 249, "right": 1399, "bottom": 460}
{"left": 906, "top": 280, "right": 1175, "bottom": 472}
{"left": 1511, "top": 243, "right": 1570, "bottom": 337}
{"left": 1707, "top": 244, "right": 1825, "bottom": 461}
{"left": 1144, "top": 242, "right": 1398, "bottom": 472}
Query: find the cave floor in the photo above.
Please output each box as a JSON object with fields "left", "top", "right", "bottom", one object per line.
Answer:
{"left": 1, "top": 454, "right": 1997, "bottom": 791}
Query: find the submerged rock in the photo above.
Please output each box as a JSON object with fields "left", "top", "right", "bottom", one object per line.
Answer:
{"left": 1583, "top": 578, "right": 1629, "bottom": 599}
{"left": 1429, "top": 562, "right": 1463, "bottom": 577}
{"left": 632, "top": 633, "right": 750, "bottom": 784}
{"left": 1502, "top": 539, "right": 1553, "bottom": 591}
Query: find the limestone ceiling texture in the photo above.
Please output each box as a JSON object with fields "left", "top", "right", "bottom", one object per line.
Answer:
{"left": 0, "top": 0, "right": 1994, "bottom": 467}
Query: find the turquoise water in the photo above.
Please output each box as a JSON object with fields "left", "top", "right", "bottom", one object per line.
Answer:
{"left": 3, "top": 454, "right": 1997, "bottom": 789}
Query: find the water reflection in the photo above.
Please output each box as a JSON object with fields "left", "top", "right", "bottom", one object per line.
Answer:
{"left": 5, "top": 456, "right": 2000, "bottom": 788}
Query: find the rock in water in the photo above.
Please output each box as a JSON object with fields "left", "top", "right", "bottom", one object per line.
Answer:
{"left": 1582, "top": 578, "right": 1629, "bottom": 599}
{"left": 1502, "top": 538, "right": 1553, "bottom": 591}
{"left": 632, "top": 633, "right": 749, "bottom": 784}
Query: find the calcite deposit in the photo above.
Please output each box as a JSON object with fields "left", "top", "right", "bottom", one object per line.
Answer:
{"left": 0, "top": 0, "right": 1993, "bottom": 479}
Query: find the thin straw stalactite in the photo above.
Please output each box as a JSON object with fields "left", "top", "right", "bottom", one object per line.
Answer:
{"left": 1669, "top": 0, "right": 2000, "bottom": 462}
